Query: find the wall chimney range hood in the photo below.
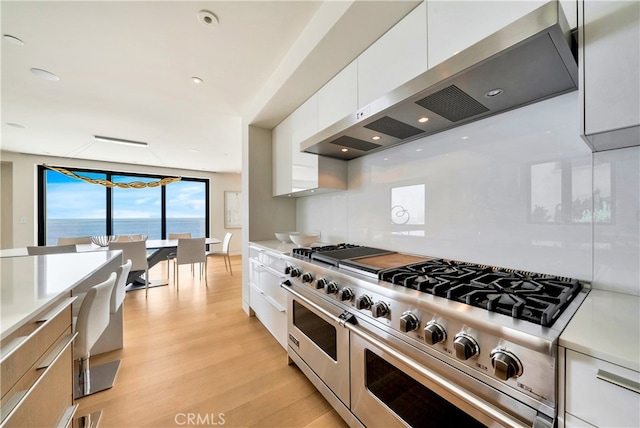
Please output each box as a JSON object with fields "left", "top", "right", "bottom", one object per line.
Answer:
{"left": 301, "top": 2, "right": 578, "bottom": 160}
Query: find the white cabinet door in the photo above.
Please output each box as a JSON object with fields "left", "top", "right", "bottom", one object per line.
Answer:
{"left": 272, "top": 115, "right": 293, "bottom": 196}
{"left": 318, "top": 60, "right": 358, "bottom": 131}
{"left": 290, "top": 94, "right": 319, "bottom": 192}
{"left": 427, "top": 1, "right": 547, "bottom": 68}
{"left": 583, "top": 0, "right": 640, "bottom": 136}
{"left": 357, "top": 1, "right": 427, "bottom": 109}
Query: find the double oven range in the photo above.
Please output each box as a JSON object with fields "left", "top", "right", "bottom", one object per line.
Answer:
{"left": 280, "top": 244, "right": 589, "bottom": 428}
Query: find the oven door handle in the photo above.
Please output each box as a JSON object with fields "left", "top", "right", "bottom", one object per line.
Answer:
{"left": 282, "top": 284, "right": 534, "bottom": 428}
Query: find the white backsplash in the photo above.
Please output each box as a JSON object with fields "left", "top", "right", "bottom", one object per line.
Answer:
{"left": 297, "top": 93, "right": 640, "bottom": 294}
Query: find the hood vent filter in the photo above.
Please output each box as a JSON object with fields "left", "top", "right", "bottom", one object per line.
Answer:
{"left": 415, "top": 85, "right": 490, "bottom": 122}
{"left": 330, "top": 135, "right": 381, "bottom": 152}
{"left": 364, "top": 116, "right": 425, "bottom": 139}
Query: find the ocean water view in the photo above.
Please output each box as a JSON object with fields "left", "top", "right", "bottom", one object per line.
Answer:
{"left": 46, "top": 218, "right": 206, "bottom": 245}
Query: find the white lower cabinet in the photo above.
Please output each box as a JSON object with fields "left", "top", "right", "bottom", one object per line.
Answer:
{"left": 249, "top": 248, "right": 287, "bottom": 348}
{"left": 565, "top": 349, "right": 640, "bottom": 427}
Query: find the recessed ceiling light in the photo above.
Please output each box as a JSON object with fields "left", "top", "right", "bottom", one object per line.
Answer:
{"left": 189, "top": 149, "right": 200, "bottom": 153}
{"left": 6, "top": 122, "right": 26, "bottom": 129}
{"left": 197, "top": 10, "right": 219, "bottom": 27}
{"left": 372, "top": 136, "right": 381, "bottom": 141}
{"left": 30, "top": 68, "right": 59, "bottom": 81}
{"left": 191, "top": 76, "right": 203, "bottom": 84}
{"left": 3, "top": 34, "right": 24, "bottom": 45}
{"left": 484, "top": 88, "right": 504, "bottom": 98}
{"left": 418, "top": 117, "right": 429, "bottom": 123}
{"left": 461, "top": 136, "right": 469, "bottom": 140}
{"left": 94, "top": 135, "right": 148, "bottom": 148}
{"left": 341, "top": 148, "right": 349, "bottom": 152}
{"left": 416, "top": 149, "right": 422, "bottom": 152}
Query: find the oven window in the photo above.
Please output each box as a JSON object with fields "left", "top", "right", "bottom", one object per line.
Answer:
{"left": 365, "top": 350, "right": 486, "bottom": 427}
{"left": 292, "top": 301, "right": 337, "bottom": 361}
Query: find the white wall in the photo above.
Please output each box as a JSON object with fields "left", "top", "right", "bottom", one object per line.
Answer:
{"left": 0, "top": 151, "right": 242, "bottom": 254}
{"left": 297, "top": 92, "right": 640, "bottom": 296}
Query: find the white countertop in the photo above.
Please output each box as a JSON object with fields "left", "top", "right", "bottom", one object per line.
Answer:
{"left": 559, "top": 289, "right": 640, "bottom": 372}
{"left": 249, "top": 240, "right": 328, "bottom": 254}
{"left": 1, "top": 251, "right": 122, "bottom": 339}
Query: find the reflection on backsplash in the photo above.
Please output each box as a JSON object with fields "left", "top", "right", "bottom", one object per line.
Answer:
{"left": 297, "top": 93, "right": 640, "bottom": 295}
{"left": 529, "top": 160, "right": 611, "bottom": 224}
{"left": 391, "top": 184, "right": 425, "bottom": 237}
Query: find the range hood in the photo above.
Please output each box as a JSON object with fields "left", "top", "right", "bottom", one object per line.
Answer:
{"left": 301, "top": 1, "right": 578, "bottom": 160}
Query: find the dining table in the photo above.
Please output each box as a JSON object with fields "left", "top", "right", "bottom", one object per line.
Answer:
{"left": 0, "top": 237, "right": 222, "bottom": 290}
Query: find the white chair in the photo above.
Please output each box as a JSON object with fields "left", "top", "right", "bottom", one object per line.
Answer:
{"left": 114, "top": 234, "right": 146, "bottom": 242}
{"left": 207, "top": 232, "right": 233, "bottom": 275}
{"left": 57, "top": 236, "right": 92, "bottom": 245}
{"left": 73, "top": 259, "right": 132, "bottom": 317}
{"left": 166, "top": 232, "right": 191, "bottom": 278}
{"left": 73, "top": 272, "right": 117, "bottom": 399}
{"left": 172, "top": 237, "right": 207, "bottom": 291}
{"left": 109, "top": 240, "right": 150, "bottom": 297}
{"left": 27, "top": 244, "right": 77, "bottom": 255}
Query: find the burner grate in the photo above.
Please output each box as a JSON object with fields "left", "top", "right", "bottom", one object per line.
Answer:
{"left": 380, "top": 259, "right": 583, "bottom": 327}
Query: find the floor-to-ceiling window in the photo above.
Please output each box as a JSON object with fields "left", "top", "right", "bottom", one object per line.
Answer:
{"left": 43, "top": 169, "right": 107, "bottom": 245}
{"left": 38, "top": 166, "right": 209, "bottom": 245}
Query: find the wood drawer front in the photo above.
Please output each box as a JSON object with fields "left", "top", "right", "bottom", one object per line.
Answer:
{"left": 0, "top": 297, "right": 73, "bottom": 399}
{"left": 566, "top": 349, "right": 640, "bottom": 427}
{"left": 1, "top": 333, "right": 74, "bottom": 427}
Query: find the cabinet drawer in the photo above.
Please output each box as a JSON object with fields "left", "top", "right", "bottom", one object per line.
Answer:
{"left": 566, "top": 349, "right": 640, "bottom": 427}
{"left": 1, "top": 297, "right": 73, "bottom": 398}
{"left": 1, "top": 332, "right": 74, "bottom": 427}
{"left": 250, "top": 285, "right": 287, "bottom": 349}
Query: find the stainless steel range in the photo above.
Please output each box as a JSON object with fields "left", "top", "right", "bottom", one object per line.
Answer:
{"left": 280, "top": 244, "right": 589, "bottom": 428}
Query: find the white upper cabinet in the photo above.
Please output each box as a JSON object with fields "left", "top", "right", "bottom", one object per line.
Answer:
{"left": 357, "top": 1, "right": 427, "bottom": 109}
{"left": 272, "top": 114, "right": 294, "bottom": 196}
{"left": 318, "top": 60, "right": 358, "bottom": 131}
{"left": 273, "top": 94, "right": 318, "bottom": 196}
{"left": 427, "top": 1, "right": 548, "bottom": 68}
{"left": 290, "top": 94, "right": 320, "bottom": 192}
{"left": 581, "top": 0, "right": 640, "bottom": 150}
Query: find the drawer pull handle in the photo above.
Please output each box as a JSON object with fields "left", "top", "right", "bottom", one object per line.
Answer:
{"left": 596, "top": 369, "right": 640, "bottom": 394}
{"left": 56, "top": 404, "right": 78, "bottom": 428}
{"left": 0, "top": 333, "right": 76, "bottom": 426}
{"left": 0, "top": 297, "right": 75, "bottom": 364}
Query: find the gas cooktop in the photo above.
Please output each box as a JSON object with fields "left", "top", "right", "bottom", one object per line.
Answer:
{"left": 379, "top": 259, "right": 583, "bottom": 327}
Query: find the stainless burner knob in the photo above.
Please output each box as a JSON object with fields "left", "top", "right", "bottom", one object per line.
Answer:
{"left": 355, "top": 295, "right": 373, "bottom": 310}
{"left": 338, "top": 287, "right": 354, "bottom": 302}
{"left": 325, "top": 281, "right": 338, "bottom": 294}
{"left": 371, "top": 302, "right": 389, "bottom": 318}
{"left": 490, "top": 349, "right": 523, "bottom": 381}
{"left": 453, "top": 332, "right": 480, "bottom": 360}
{"left": 424, "top": 321, "right": 447, "bottom": 345}
{"left": 289, "top": 267, "right": 302, "bottom": 278}
{"left": 301, "top": 272, "right": 314, "bottom": 283}
{"left": 316, "top": 278, "right": 328, "bottom": 290}
{"left": 399, "top": 312, "right": 420, "bottom": 332}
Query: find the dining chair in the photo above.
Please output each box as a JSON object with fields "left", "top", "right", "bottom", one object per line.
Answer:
{"left": 109, "top": 240, "right": 150, "bottom": 297}
{"left": 172, "top": 237, "right": 207, "bottom": 291}
{"left": 73, "top": 272, "right": 117, "bottom": 399}
{"left": 57, "top": 236, "right": 92, "bottom": 245}
{"left": 166, "top": 232, "right": 192, "bottom": 278}
{"left": 114, "top": 234, "right": 146, "bottom": 242}
{"left": 207, "top": 232, "right": 233, "bottom": 275}
{"left": 27, "top": 244, "right": 77, "bottom": 255}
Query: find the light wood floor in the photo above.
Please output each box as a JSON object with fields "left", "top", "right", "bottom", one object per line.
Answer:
{"left": 77, "top": 256, "right": 349, "bottom": 428}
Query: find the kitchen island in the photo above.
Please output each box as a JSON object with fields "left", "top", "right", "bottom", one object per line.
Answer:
{"left": 0, "top": 251, "right": 122, "bottom": 427}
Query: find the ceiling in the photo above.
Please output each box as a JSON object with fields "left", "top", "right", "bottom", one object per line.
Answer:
{"left": 1, "top": 1, "right": 419, "bottom": 174}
